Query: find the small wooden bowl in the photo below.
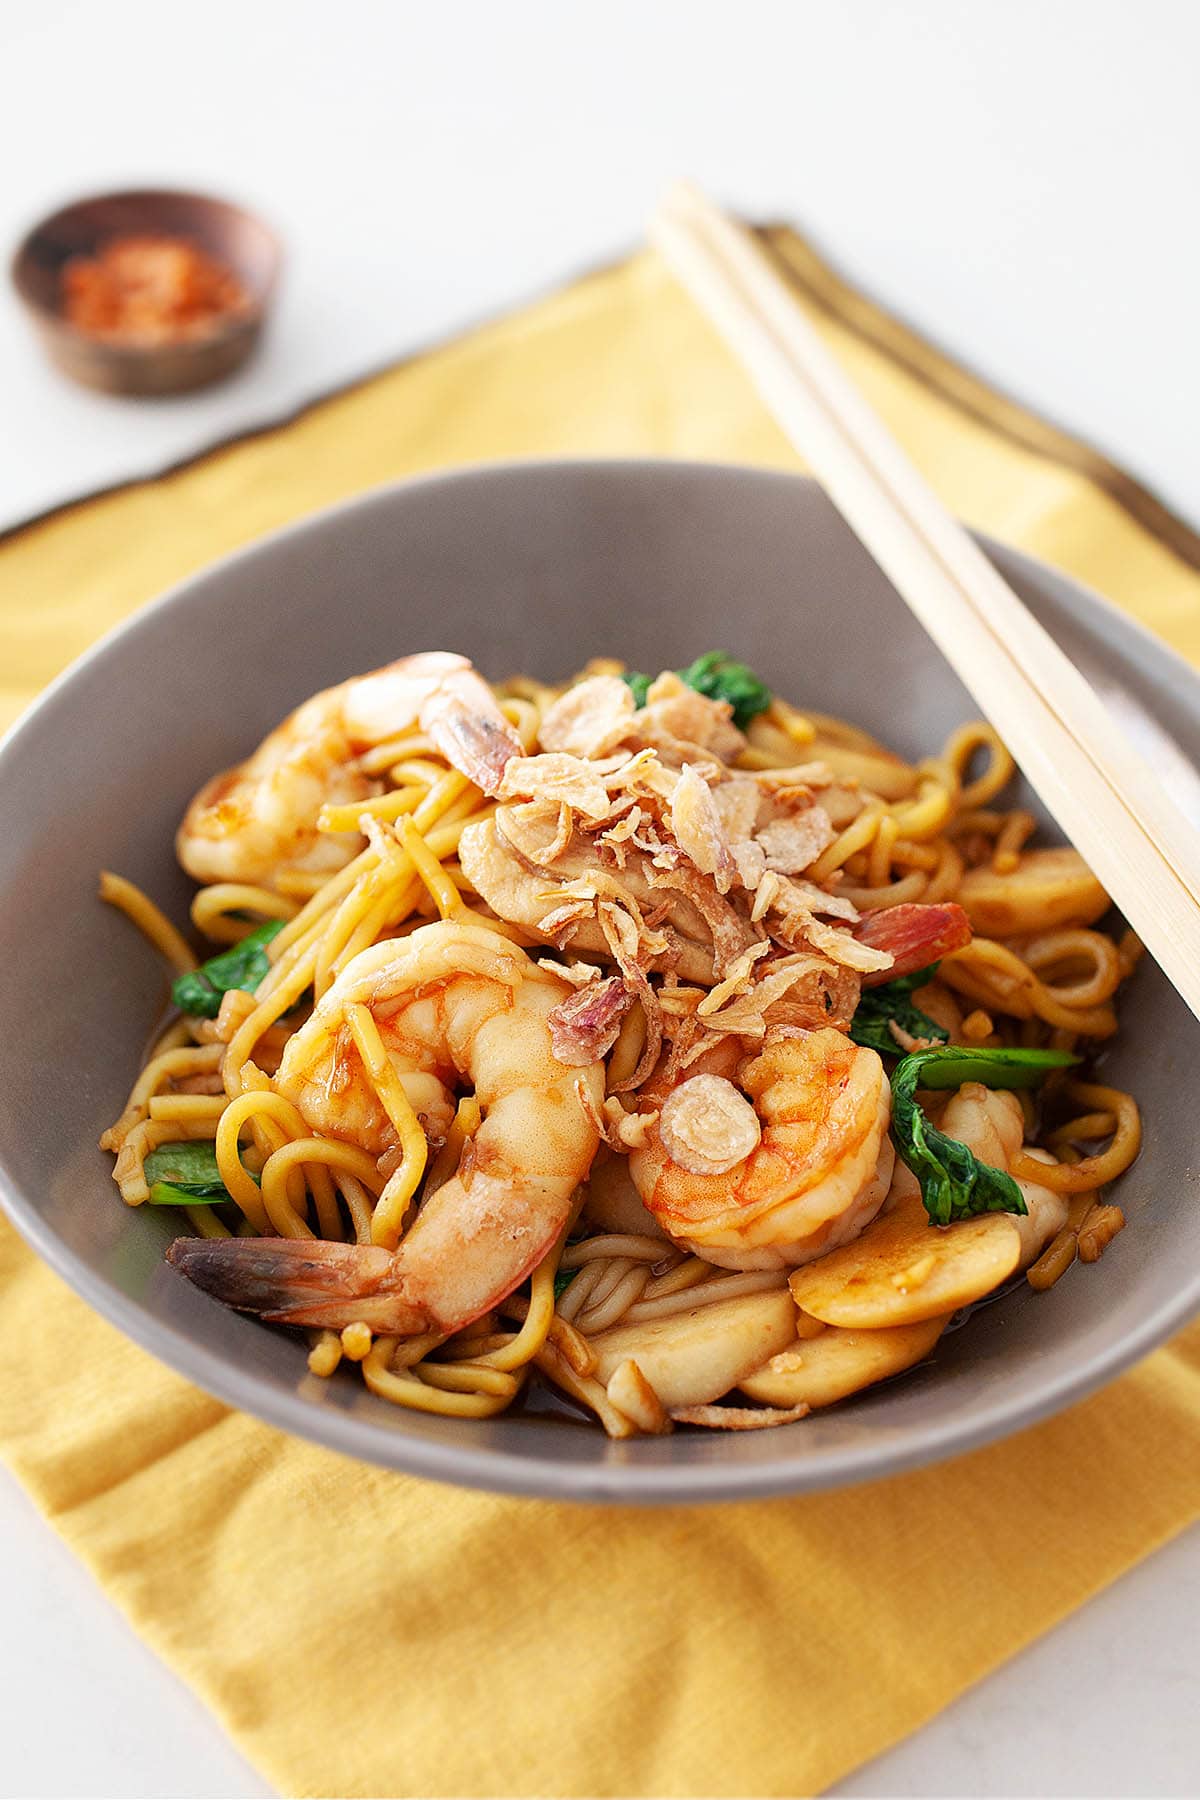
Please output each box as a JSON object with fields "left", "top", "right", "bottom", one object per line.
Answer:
{"left": 10, "top": 187, "right": 282, "bottom": 396}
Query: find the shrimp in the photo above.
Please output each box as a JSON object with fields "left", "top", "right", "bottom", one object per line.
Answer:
{"left": 628, "top": 1027, "right": 894, "bottom": 1271}
{"left": 176, "top": 652, "right": 522, "bottom": 884}
{"left": 854, "top": 902, "right": 972, "bottom": 985}
{"left": 167, "top": 920, "right": 604, "bottom": 1335}
{"left": 937, "top": 1082, "right": 1068, "bottom": 1266}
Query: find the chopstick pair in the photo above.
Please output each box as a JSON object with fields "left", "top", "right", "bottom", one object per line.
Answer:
{"left": 650, "top": 182, "right": 1200, "bottom": 1024}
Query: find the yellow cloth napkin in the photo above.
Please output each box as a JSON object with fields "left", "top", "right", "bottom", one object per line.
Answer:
{"left": 2, "top": 229, "right": 1200, "bottom": 1799}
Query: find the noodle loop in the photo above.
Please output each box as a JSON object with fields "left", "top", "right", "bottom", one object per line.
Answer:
{"left": 100, "top": 653, "right": 1145, "bottom": 1435}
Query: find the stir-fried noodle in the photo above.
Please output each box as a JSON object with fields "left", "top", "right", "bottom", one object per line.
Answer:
{"left": 102, "top": 654, "right": 1141, "bottom": 1436}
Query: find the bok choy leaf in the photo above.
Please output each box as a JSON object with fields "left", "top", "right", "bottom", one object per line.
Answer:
{"left": 171, "top": 919, "right": 284, "bottom": 1019}
{"left": 890, "top": 1045, "right": 1078, "bottom": 1227}
{"left": 850, "top": 964, "right": 948, "bottom": 1056}
{"left": 621, "top": 652, "right": 771, "bottom": 729}
{"left": 142, "top": 1140, "right": 258, "bottom": 1207}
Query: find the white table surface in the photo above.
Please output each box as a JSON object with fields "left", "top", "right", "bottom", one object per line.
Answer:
{"left": 2, "top": 2, "right": 1198, "bottom": 1794}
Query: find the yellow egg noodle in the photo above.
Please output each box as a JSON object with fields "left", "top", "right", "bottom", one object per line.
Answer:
{"left": 101, "top": 654, "right": 1142, "bottom": 1437}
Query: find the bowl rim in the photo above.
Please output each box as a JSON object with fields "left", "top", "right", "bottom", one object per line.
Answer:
{"left": 9, "top": 183, "right": 281, "bottom": 350}
{"left": 2, "top": 456, "right": 1197, "bottom": 1505}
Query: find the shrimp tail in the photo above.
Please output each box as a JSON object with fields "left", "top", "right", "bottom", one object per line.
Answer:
{"left": 166, "top": 1236, "right": 429, "bottom": 1333}
{"left": 419, "top": 670, "right": 523, "bottom": 797}
{"left": 855, "top": 902, "right": 972, "bottom": 986}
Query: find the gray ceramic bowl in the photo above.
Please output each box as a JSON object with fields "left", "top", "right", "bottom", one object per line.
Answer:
{"left": 1, "top": 462, "right": 1197, "bottom": 1503}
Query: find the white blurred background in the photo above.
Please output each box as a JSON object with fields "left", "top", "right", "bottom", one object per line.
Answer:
{"left": 3, "top": 0, "right": 1199, "bottom": 527}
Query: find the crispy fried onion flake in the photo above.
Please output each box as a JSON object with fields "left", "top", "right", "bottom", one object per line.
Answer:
{"left": 466, "top": 675, "right": 890, "bottom": 1071}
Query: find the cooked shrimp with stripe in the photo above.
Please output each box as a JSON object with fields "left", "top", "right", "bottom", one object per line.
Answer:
{"left": 101, "top": 650, "right": 1142, "bottom": 1436}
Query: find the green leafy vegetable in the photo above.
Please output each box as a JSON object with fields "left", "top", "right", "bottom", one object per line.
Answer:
{"left": 677, "top": 652, "right": 772, "bottom": 728}
{"left": 171, "top": 919, "right": 285, "bottom": 1018}
{"left": 850, "top": 964, "right": 948, "bottom": 1056}
{"left": 553, "top": 1267, "right": 580, "bottom": 1300}
{"left": 143, "top": 1140, "right": 229, "bottom": 1196}
{"left": 621, "top": 651, "right": 772, "bottom": 729}
{"left": 143, "top": 1140, "right": 258, "bottom": 1207}
{"left": 891, "top": 1045, "right": 1078, "bottom": 1227}
{"left": 145, "top": 1183, "right": 218, "bottom": 1206}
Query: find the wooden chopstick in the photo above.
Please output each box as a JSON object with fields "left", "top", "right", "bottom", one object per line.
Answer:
{"left": 650, "top": 181, "right": 1200, "bottom": 1025}
{"left": 656, "top": 184, "right": 1200, "bottom": 897}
